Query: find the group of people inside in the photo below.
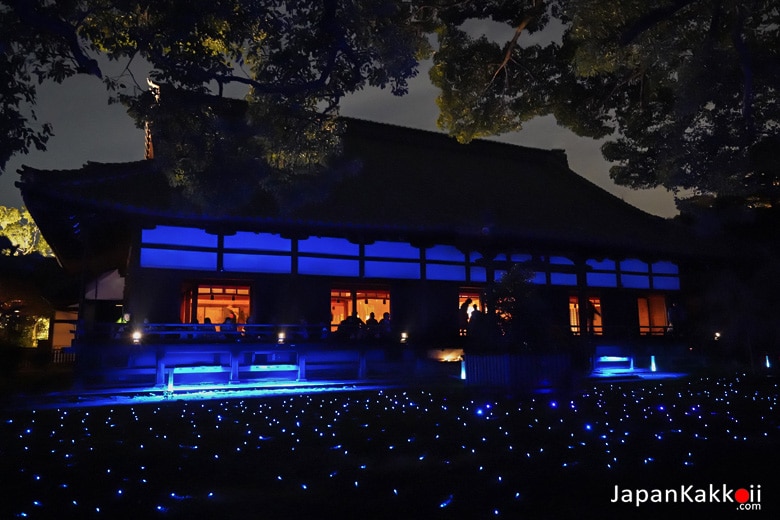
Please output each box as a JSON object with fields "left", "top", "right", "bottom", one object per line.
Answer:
{"left": 336, "top": 311, "right": 392, "bottom": 341}
{"left": 459, "top": 298, "right": 485, "bottom": 337}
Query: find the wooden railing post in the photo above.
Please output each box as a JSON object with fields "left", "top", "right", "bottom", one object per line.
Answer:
{"left": 230, "top": 350, "right": 240, "bottom": 383}
{"left": 298, "top": 352, "right": 307, "bottom": 381}
{"left": 155, "top": 348, "right": 165, "bottom": 387}
{"left": 358, "top": 349, "right": 367, "bottom": 379}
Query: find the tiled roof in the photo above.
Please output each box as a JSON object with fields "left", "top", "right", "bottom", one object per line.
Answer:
{"left": 17, "top": 117, "right": 701, "bottom": 270}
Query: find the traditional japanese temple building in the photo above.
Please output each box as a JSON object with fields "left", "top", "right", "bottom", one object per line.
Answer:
{"left": 17, "top": 111, "right": 711, "bottom": 387}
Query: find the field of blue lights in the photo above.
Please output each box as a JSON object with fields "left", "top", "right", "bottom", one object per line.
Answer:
{"left": 2, "top": 375, "right": 778, "bottom": 518}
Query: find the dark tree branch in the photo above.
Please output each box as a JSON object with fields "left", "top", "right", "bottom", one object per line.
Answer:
{"left": 619, "top": 0, "right": 697, "bottom": 45}
{"left": 489, "top": 0, "right": 544, "bottom": 85}
{"left": 8, "top": 0, "right": 102, "bottom": 78}
{"left": 212, "top": 1, "right": 351, "bottom": 102}
{"left": 216, "top": 69, "right": 331, "bottom": 97}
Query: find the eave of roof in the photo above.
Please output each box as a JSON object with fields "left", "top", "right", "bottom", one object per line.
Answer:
{"left": 17, "top": 117, "right": 707, "bottom": 269}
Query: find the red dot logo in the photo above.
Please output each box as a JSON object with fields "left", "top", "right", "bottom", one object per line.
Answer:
{"left": 735, "top": 488, "right": 750, "bottom": 504}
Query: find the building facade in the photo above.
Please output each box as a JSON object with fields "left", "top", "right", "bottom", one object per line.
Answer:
{"left": 17, "top": 115, "right": 708, "bottom": 385}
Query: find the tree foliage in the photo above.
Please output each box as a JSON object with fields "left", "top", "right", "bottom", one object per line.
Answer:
{"left": 1, "top": 0, "right": 432, "bottom": 199}
{"left": 4, "top": 0, "right": 780, "bottom": 212}
{"left": 429, "top": 0, "right": 780, "bottom": 210}
{"left": 483, "top": 263, "right": 563, "bottom": 351}
{"left": 0, "top": 205, "right": 53, "bottom": 257}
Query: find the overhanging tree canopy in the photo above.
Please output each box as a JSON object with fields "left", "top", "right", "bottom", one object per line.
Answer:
{"left": 1, "top": 0, "right": 432, "bottom": 182}
{"left": 4, "top": 0, "right": 779, "bottom": 211}
{"left": 430, "top": 0, "right": 780, "bottom": 210}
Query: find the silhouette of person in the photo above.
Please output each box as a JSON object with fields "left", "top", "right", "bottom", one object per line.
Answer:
{"left": 339, "top": 311, "right": 364, "bottom": 339}
{"left": 222, "top": 315, "right": 236, "bottom": 333}
{"left": 202, "top": 317, "right": 215, "bottom": 329}
{"left": 379, "top": 312, "right": 392, "bottom": 339}
{"left": 468, "top": 303, "right": 483, "bottom": 337}
{"left": 365, "top": 312, "right": 379, "bottom": 338}
{"left": 459, "top": 298, "right": 472, "bottom": 336}
{"left": 667, "top": 302, "right": 685, "bottom": 337}
{"left": 586, "top": 300, "right": 600, "bottom": 335}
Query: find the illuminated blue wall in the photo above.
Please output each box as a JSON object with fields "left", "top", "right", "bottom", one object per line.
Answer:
{"left": 299, "top": 237, "right": 358, "bottom": 255}
{"left": 139, "top": 249, "right": 217, "bottom": 270}
{"left": 550, "top": 273, "right": 577, "bottom": 286}
{"left": 650, "top": 261, "right": 680, "bottom": 290}
{"left": 142, "top": 226, "right": 217, "bottom": 247}
{"left": 137, "top": 226, "right": 682, "bottom": 290}
{"left": 224, "top": 232, "right": 291, "bottom": 251}
{"left": 365, "top": 261, "right": 420, "bottom": 279}
{"left": 426, "top": 264, "right": 467, "bottom": 281}
{"left": 365, "top": 241, "right": 419, "bottom": 259}
{"left": 426, "top": 245, "right": 467, "bottom": 281}
{"left": 299, "top": 257, "right": 360, "bottom": 277}
{"left": 223, "top": 253, "right": 291, "bottom": 273}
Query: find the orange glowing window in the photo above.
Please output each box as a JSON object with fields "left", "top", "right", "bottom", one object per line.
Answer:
{"left": 638, "top": 295, "right": 668, "bottom": 336}
{"left": 569, "top": 296, "right": 602, "bottom": 335}
{"left": 330, "top": 288, "right": 390, "bottom": 332}
{"left": 181, "top": 284, "right": 251, "bottom": 326}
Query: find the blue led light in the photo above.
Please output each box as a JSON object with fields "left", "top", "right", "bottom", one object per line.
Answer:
{"left": 4, "top": 376, "right": 776, "bottom": 517}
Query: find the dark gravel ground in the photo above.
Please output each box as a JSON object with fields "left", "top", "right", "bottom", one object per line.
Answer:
{"left": 1, "top": 373, "right": 778, "bottom": 519}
